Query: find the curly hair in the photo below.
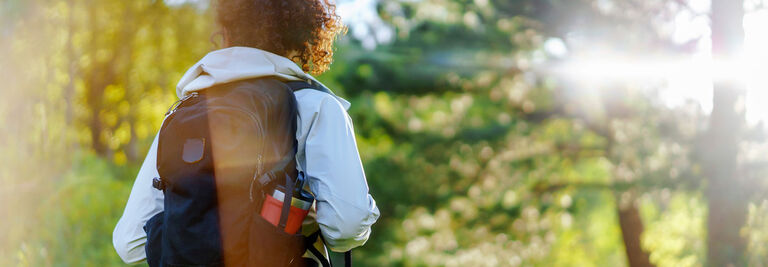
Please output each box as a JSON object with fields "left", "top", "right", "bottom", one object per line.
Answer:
{"left": 215, "top": 0, "right": 346, "bottom": 75}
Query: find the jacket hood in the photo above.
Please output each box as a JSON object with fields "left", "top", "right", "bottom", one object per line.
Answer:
{"left": 176, "top": 46, "right": 350, "bottom": 109}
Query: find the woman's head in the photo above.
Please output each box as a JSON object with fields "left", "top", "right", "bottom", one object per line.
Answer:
{"left": 216, "top": 0, "right": 346, "bottom": 75}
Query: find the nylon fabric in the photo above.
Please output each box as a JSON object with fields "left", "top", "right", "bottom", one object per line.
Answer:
{"left": 145, "top": 78, "right": 312, "bottom": 266}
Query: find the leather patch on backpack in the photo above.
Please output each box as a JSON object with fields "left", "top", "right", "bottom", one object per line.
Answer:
{"left": 182, "top": 138, "right": 205, "bottom": 164}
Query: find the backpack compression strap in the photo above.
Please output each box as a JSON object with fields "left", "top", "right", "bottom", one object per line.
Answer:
{"left": 285, "top": 80, "right": 353, "bottom": 267}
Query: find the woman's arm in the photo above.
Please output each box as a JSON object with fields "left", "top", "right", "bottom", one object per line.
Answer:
{"left": 302, "top": 92, "right": 381, "bottom": 252}
{"left": 113, "top": 134, "right": 164, "bottom": 264}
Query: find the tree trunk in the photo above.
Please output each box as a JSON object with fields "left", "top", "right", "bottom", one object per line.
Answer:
{"left": 85, "top": 63, "right": 110, "bottom": 156}
{"left": 616, "top": 193, "right": 655, "bottom": 267}
{"left": 64, "top": 0, "right": 76, "bottom": 127}
{"left": 605, "top": 123, "right": 656, "bottom": 267}
{"left": 706, "top": 0, "right": 747, "bottom": 266}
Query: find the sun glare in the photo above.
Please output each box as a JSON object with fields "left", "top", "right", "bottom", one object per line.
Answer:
{"left": 552, "top": 7, "right": 768, "bottom": 126}
{"left": 743, "top": 9, "right": 768, "bottom": 126}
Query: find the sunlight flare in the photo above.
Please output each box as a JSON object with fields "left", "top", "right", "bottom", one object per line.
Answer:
{"left": 552, "top": 8, "right": 768, "bottom": 126}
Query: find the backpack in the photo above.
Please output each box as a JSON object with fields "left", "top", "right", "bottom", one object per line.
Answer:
{"left": 143, "top": 78, "right": 340, "bottom": 267}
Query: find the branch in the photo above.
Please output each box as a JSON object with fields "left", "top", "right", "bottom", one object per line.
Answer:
{"left": 533, "top": 178, "right": 698, "bottom": 194}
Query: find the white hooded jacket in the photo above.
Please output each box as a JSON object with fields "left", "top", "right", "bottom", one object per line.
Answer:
{"left": 112, "top": 47, "right": 380, "bottom": 264}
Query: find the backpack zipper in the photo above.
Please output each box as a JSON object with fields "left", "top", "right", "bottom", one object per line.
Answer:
{"left": 165, "top": 92, "right": 199, "bottom": 116}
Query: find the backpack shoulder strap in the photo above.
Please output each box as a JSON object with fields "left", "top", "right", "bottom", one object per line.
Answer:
{"left": 284, "top": 80, "right": 333, "bottom": 95}
{"left": 313, "top": 230, "right": 353, "bottom": 267}
{"left": 344, "top": 251, "right": 351, "bottom": 267}
{"left": 305, "top": 231, "right": 331, "bottom": 267}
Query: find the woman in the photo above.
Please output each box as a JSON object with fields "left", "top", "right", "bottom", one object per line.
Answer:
{"left": 112, "top": 0, "right": 380, "bottom": 265}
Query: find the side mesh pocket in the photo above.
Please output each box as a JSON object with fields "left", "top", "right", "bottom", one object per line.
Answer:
{"left": 143, "top": 212, "right": 164, "bottom": 267}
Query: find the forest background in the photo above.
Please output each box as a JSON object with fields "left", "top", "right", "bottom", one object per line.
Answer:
{"left": 1, "top": 0, "right": 768, "bottom": 266}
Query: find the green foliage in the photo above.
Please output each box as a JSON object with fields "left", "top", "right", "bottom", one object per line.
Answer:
{"left": 3, "top": 154, "right": 140, "bottom": 266}
{"left": 640, "top": 193, "right": 705, "bottom": 267}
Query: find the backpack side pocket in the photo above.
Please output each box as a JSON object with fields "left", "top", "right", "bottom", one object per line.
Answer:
{"left": 144, "top": 212, "right": 164, "bottom": 267}
{"left": 248, "top": 212, "right": 307, "bottom": 266}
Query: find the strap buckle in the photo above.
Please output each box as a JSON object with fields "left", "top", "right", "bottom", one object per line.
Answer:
{"left": 152, "top": 177, "right": 165, "bottom": 191}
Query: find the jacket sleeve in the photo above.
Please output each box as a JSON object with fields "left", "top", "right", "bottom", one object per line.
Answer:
{"left": 113, "top": 133, "right": 164, "bottom": 264}
{"left": 303, "top": 93, "right": 380, "bottom": 252}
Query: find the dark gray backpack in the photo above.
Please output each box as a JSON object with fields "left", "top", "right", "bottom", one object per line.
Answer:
{"left": 144, "top": 78, "right": 341, "bottom": 267}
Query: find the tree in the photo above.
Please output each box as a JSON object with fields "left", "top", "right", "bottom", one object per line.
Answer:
{"left": 705, "top": 0, "right": 748, "bottom": 265}
{"left": 333, "top": 0, "right": 702, "bottom": 265}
